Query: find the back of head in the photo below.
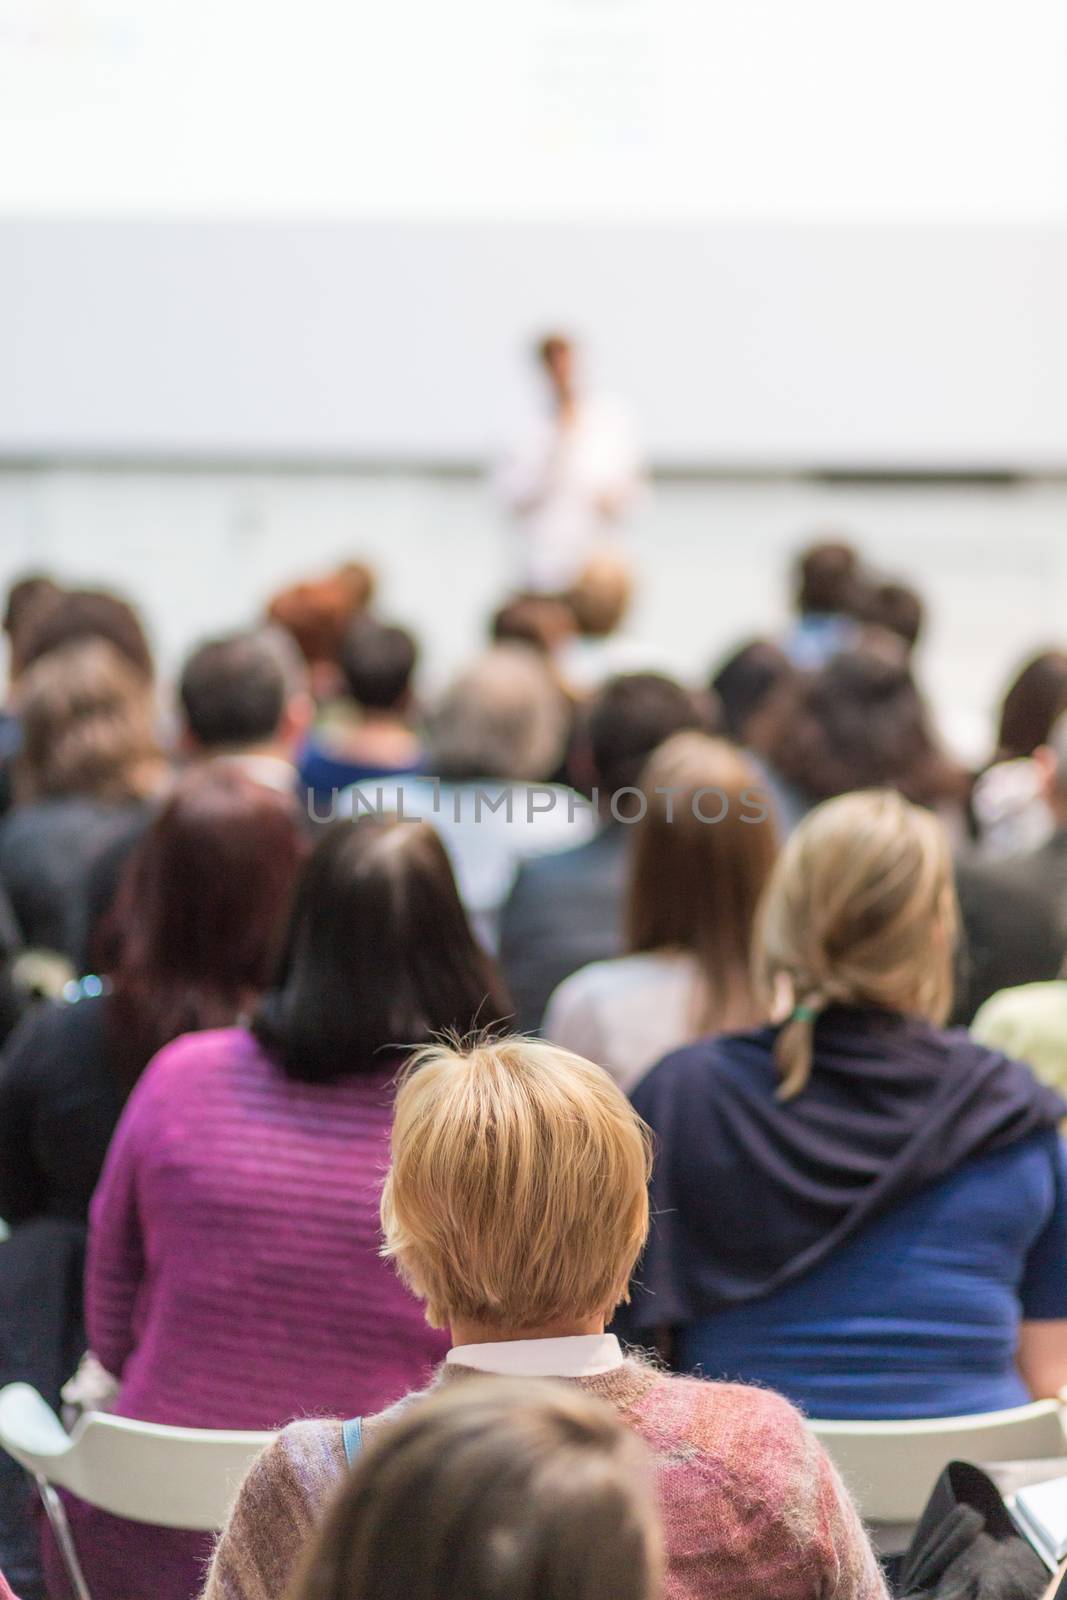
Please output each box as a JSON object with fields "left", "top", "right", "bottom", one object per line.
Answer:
{"left": 757, "top": 789, "right": 956, "bottom": 1098}
{"left": 180, "top": 627, "right": 306, "bottom": 751}
{"left": 628, "top": 733, "right": 778, "bottom": 1028}
{"left": 491, "top": 595, "right": 575, "bottom": 655}
{"left": 254, "top": 816, "right": 509, "bottom": 1084}
{"left": 340, "top": 616, "right": 418, "bottom": 711}
{"left": 584, "top": 672, "right": 705, "bottom": 796}
{"left": 793, "top": 539, "right": 862, "bottom": 617}
{"left": 995, "top": 649, "right": 1067, "bottom": 762}
{"left": 381, "top": 1035, "right": 651, "bottom": 1330}
{"left": 14, "top": 638, "right": 160, "bottom": 804}
{"left": 864, "top": 582, "right": 924, "bottom": 652}
{"left": 106, "top": 765, "right": 305, "bottom": 1091}
{"left": 565, "top": 553, "right": 633, "bottom": 638}
{"left": 291, "top": 1378, "right": 661, "bottom": 1600}
{"left": 17, "top": 586, "right": 153, "bottom": 681}
{"left": 758, "top": 647, "right": 961, "bottom": 810}
{"left": 267, "top": 562, "right": 376, "bottom": 675}
{"left": 428, "top": 646, "right": 568, "bottom": 782}
{"left": 3, "top": 573, "right": 64, "bottom": 674}
{"left": 710, "top": 639, "right": 795, "bottom": 744}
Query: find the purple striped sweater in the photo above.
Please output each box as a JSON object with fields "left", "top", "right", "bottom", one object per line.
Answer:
{"left": 64, "top": 1028, "right": 448, "bottom": 1600}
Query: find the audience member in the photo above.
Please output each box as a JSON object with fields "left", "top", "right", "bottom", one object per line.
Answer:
{"left": 624, "top": 791, "right": 1067, "bottom": 1419}
{"left": 361, "top": 645, "right": 590, "bottom": 947}
{"left": 204, "top": 1034, "right": 885, "bottom": 1600}
{"left": 178, "top": 627, "right": 311, "bottom": 794}
{"left": 711, "top": 638, "right": 796, "bottom": 746}
{"left": 288, "top": 1379, "right": 663, "bottom": 1600}
{"left": 0, "top": 767, "right": 302, "bottom": 1600}
{"left": 499, "top": 672, "right": 706, "bottom": 1029}
{"left": 743, "top": 645, "right": 1056, "bottom": 1014}
{"left": 558, "top": 552, "right": 654, "bottom": 688}
{"left": 782, "top": 539, "right": 866, "bottom": 667}
{"left": 299, "top": 615, "right": 422, "bottom": 803}
{"left": 266, "top": 561, "right": 375, "bottom": 700}
{"left": 0, "top": 639, "right": 166, "bottom": 964}
{"left": 67, "top": 816, "right": 505, "bottom": 1600}
{"left": 1, "top": 574, "right": 63, "bottom": 680}
{"left": 543, "top": 734, "right": 777, "bottom": 1091}
{"left": 755, "top": 647, "right": 968, "bottom": 831}
{"left": 16, "top": 586, "right": 154, "bottom": 682}
{"left": 490, "top": 593, "right": 576, "bottom": 656}
{"left": 970, "top": 650, "right": 1067, "bottom": 857}
{"left": 0, "top": 766, "right": 303, "bottom": 1234}
{"left": 994, "top": 650, "right": 1067, "bottom": 766}
{"left": 972, "top": 974, "right": 1067, "bottom": 1101}
{"left": 863, "top": 580, "right": 924, "bottom": 654}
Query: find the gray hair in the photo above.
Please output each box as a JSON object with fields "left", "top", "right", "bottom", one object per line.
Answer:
{"left": 427, "top": 646, "right": 568, "bottom": 782}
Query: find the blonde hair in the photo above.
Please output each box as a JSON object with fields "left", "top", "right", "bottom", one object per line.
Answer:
{"left": 381, "top": 1036, "right": 652, "bottom": 1330}
{"left": 628, "top": 733, "right": 778, "bottom": 1032}
{"left": 14, "top": 638, "right": 162, "bottom": 804}
{"left": 757, "top": 789, "right": 956, "bottom": 1100}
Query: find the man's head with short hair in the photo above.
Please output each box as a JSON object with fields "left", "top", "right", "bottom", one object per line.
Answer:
{"left": 381, "top": 1035, "right": 652, "bottom": 1333}
{"left": 340, "top": 617, "right": 418, "bottom": 712}
{"left": 581, "top": 672, "right": 707, "bottom": 799}
{"left": 179, "top": 627, "right": 309, "bottom": 754}
{"left": 793, "top": 540, "right": 863, "bottom": 618}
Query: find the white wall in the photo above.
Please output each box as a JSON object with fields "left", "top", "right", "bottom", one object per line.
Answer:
{"left": 3, "top": 218, "right": 1066, "bottom": 469}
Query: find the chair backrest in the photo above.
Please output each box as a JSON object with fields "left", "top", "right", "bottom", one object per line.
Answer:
{"left": 812, "top": 1400, "right": 1067, "bottom": 1523}
{"left": 0, "top": 1384, "right": 275, "bottom": 1530}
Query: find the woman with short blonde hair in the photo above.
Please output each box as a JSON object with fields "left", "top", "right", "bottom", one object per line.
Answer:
{"left": 205, "top": 1032, "right": 885, "bottom": 1600}
{"left": 543, "top": 733, "right": 777, "bottom": 1091}
{"left": 382, "top": 1037, "right": 651, "bottom": 1331}
{"left": 288, "top": 1378, "right": 663, "bottom": 1600}
{"left": 625, "top": 789, "right": 1067, "bottom": 1420}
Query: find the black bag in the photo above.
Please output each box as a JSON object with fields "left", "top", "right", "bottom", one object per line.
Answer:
{"left": 898, "top": 1461, "right": 1051, "bottom": 1600}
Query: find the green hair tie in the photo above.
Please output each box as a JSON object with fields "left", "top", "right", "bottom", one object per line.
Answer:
{"left": 792, "top": 1004, "right": 820, "bottom": 1023}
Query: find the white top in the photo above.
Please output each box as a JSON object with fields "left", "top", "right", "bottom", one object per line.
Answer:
{"left": 543, "top": 950, "right": 706, "bottom": 1094}
{"left": 446, "top": 1333, "right": 624, "bottom": 1379}
{"left": 495, "top": 394, "right": 642, "bottom": 593}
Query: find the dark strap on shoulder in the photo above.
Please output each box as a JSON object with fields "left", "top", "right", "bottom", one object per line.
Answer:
{"left": 341, "top": 1415, "right": 363, "bottom": 1466}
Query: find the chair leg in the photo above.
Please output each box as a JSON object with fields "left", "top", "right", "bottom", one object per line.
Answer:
{"left": 34, "top": 1478, "right": 92, "bottom": 1600}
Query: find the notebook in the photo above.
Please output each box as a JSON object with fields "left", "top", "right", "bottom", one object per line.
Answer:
{"left": 1008, "top": 1476, "right": 1067, "bottom": 1573}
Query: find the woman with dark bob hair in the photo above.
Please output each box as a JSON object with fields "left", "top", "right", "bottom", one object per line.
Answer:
{"left": 289, "top": 1378, "right": 663, "bottom": 1600}
{"left": 66, "top": 815, "right": 510, "bottom": 1600}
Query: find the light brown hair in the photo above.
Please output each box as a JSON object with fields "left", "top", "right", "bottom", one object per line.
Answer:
{"left": 757, "top": 789, "right": 957, "bottom": 1099}
{"left": 288, "top": 1378, "right": 662, "bottom": 1600}
{"left": 628, "top": 733, "right": 778, "bottom": 1032}
{"left": 14, "top": 638, "right": 163, "bottom": 804}
{"left": 380, "top": 1035, "right": 652, "bottom": 1330}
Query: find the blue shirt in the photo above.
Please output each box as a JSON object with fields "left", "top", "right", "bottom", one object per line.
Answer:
{"left": 676, "top": 1130, "right": 1067, "bottom": 1419}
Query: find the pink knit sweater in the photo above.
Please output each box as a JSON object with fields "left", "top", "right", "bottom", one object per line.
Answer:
{"left": 202, "top": 1360, "right": 887, "bottom": 1600}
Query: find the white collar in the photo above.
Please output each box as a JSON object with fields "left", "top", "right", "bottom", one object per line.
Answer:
{"left": 445, "top": 1333, "right": 623, "bottom": 1379}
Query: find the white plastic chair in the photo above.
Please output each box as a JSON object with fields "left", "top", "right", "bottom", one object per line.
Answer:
{"left": 811, "top": 1399, "right": 1067, "bottom": 1523}
{"left": 0, "top": 1383, "right": 274, "bottom": 1600}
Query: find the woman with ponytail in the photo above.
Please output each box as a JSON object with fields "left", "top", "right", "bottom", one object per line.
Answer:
{"left": 624, "top": 789, "right": 1067, "bottom": 1419}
